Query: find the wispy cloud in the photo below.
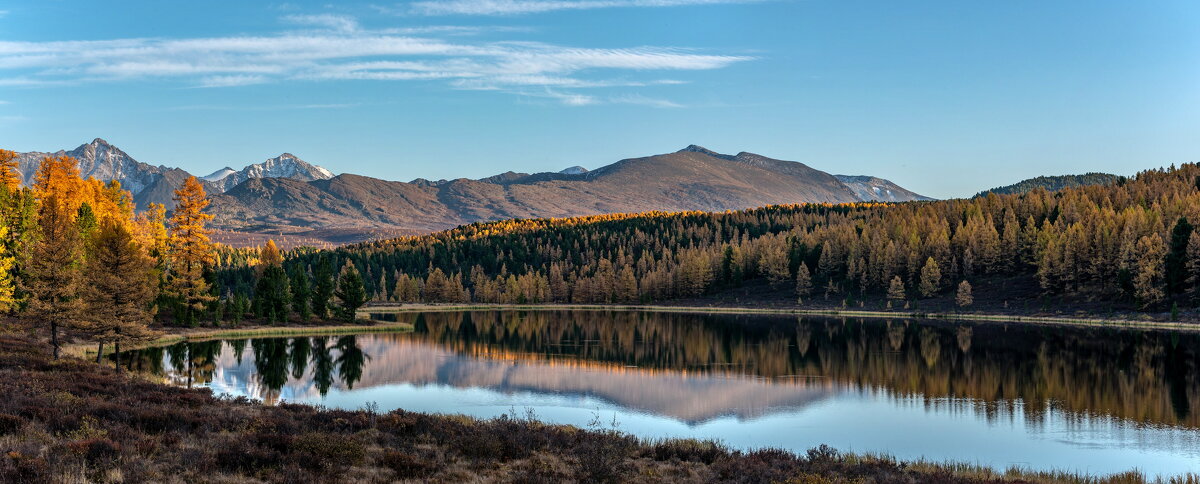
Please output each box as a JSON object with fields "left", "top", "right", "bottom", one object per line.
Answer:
{"left": 610, "top": 94, "right": 683, "bottom": 108}
{"left": 403, "top": 0, "right": 759, "bottom": 16}
{"left": 166, "top": 103, "right": 361, "bottom": 111}
{"left": 0, "top": 14, "right": 752, "bottom": 105}
{"left": 282, "top": 13, "right": 359, "bottom": 32}
{"left": 196, "top": 74, "right": 270, "bottom": 88}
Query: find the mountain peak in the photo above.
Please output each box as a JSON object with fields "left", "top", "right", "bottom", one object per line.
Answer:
{"left": 90, "top": 137, "right": 111, "bottom": 146}
{"left": 205, "top": 153, "right": 335, "bottom": 192}
{"left": 559, "top": 166, "right": 589, "bottom": 175}
{"left": 678, "top": 145, "right": 735, "bottom": 161}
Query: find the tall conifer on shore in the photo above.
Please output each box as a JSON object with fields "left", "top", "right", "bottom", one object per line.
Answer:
{"left": 83, "top": 218, "right": 159, "bottom": 368}
{"left": 23, "top": 193, "right": 84, "bottom": 359}
{"left": 166, "top": 177, "right": 215, "bottom": 326}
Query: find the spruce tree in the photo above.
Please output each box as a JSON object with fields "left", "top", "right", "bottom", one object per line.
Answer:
{"left": 22, "top": 194, "right": 84, "bottom": 359}
{"left": 312, "top": 260, "right": 335, "bottom": 319}
{"left": 1185, "top": 231, "right": 1200, "bottom": 303}
{"left": 1166, "top": 217, "right": 1194, "bottom": 294}
{"left": 291, "top": 265, "right": 312, "bottom": 320}
{"left": 335, "top": 261, "right": 367, "bottom": 322}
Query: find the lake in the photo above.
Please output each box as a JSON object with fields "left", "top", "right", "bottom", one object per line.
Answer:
{"left": 118, "top": 310, "right": 1200, "bottom": 476}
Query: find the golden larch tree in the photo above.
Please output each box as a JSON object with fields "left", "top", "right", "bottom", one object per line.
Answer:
{"left": 32, "top": 155, "right": 88, "bottom": 215}
{"left": 260, "top": 239, "right": 284, "bottom": 269}
{"left": 0, "top": 225, "right": 17, "bottom": 313}
{"left": 0, "top": 149, "right": 19, "bottom": 192}
{"left": 167, "top": 176, "right": 215, "bottom": 325}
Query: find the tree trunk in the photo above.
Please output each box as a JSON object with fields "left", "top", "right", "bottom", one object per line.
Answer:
{"left": 114, "top": 342, "right": 121, "bottom": 372}
{"left": 187, "top": 345, "right": 193, "bottom": 389}
{"left": 50, "top": 321, "right": 59, "bottom": 360}
{"left": 95, "top": 343, "right": 104, "bottom": 364}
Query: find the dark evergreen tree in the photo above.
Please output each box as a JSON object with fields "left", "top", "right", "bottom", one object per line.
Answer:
{"left": 254, "top": 265, "right": 291, "bottom": 323}
{"left": 290, "top": 265, "right": 312, "bottom": 320}
{"left": 1166, "top": 217, "right": 1194, "bottom": 294}
{"left": 312, "top": 259, "right": 335, "bottom": 320}
{"left": 334, "top": 261, "right": 367, "bottom": 322}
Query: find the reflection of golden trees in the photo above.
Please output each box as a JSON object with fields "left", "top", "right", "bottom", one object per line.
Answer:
{"left": 405, "top": 311, "right": 1200, "bottom": 428}
{"left": 919, "top": 328, "right": 941, "bottom": 369}
{"left": 956, "top": 326, "right": 972, "bottom": 354}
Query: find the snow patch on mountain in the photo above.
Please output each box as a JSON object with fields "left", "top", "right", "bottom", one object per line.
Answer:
{"left": 208, "top": 153, "right": 335, "bottom": 192}
{"left": 202, "top": 167, "right": 238, "bottom": 182}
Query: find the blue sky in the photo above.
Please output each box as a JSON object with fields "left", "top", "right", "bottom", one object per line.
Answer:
{"left": 1, "top": 0, "right": 1197, "bottom": 198}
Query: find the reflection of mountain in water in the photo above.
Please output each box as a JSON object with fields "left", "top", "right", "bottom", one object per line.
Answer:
{"left": 120, "top": 310, "right": 1200, "bottom": 429}
{"left": 131, "top": 334, "right": 836, "bottom": 423}
{"left": 346, "top": 337, "right": 836, "bottom": 423}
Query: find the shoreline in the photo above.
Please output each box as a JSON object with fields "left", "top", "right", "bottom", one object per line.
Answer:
{"left": 64, "top": 320, "right": 416, "bottom": 357}
{"left": 362, "top": 303, "right": 1200, "bottom": 332}
{"left": 64, "top": 302, "right": 1200, "bottom": 357}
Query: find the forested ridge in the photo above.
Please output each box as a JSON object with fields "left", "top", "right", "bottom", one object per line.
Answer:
{"left": 976, "top": 173, "right": 1122, "bottom": 197}
{"left": 5, "top": 141, "right": 1200, "bottom": 362}
{"left": 237, "top": 162, "right": 1200, "bottom": 316}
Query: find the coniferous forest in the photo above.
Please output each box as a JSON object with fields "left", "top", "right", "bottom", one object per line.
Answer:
{"left": 5, "top": 146, "right": 1200, "bottom": 364}
{"left": 224, "top": 162, "right": 1200, "bottom": 318}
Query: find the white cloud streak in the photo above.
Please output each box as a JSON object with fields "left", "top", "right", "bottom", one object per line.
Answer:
{"left": 406, "top": 0, "right": 759, "bottom": 16}
{"left": 0, "top": 15, "right": 752, "bottom": 106}
{"left": 282, "top": 14, "right": 360, "bottom": 32}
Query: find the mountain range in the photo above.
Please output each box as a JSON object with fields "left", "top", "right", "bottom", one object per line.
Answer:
{"left": 13, "top": 139, "right": 931, "bottom": 245}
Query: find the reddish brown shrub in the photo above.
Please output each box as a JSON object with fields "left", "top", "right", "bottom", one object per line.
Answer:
{"left": 290, "top": 432, "right": 366, "bottom": 472}
{"left": 0, "top": 413, "right": 22, "bottom": 435}
{"left": 381, "top": 450, "right": 437, "bottom": 479}
{"left": 65, "top": 438, "right": 122, "bottom": 466}
{"left": 0, "top": 451, "right": 49, "bottom": 482}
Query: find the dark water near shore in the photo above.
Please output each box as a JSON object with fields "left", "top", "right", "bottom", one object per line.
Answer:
{"left": 118, "top": 310, "right": 1200, "bottom": 475}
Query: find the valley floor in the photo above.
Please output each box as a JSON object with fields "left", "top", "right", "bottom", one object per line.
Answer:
{"left": 0, "top": 330, "right": 1194, "bottom": 484}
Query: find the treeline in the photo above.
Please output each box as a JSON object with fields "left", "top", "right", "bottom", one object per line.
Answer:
{"left": 238, "top": 163, "right": 1200, "bottom": 314}
{"left": 976, "top": 172, "right": 1122, "bottom": 197}
{"left": 0, "top": 149, "right": 371, "bottom": 360}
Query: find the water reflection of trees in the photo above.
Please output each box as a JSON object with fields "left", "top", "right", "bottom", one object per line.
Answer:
{"left": 118, "top": 336, "right": 369, "bottom": 399}
{"left": 120, "top": 310, "right": 1200, "bottom": 427}
{"left": 400, "top": 310, "right": 1200, "bottom": 428}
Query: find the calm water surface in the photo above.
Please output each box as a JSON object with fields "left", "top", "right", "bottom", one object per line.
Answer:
{"left": 119, "top": 311, "right": 1200, "bottom": 475}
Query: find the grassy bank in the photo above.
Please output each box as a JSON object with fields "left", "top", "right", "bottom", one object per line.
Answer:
{"left": 64, "top": 319, "right": 415, "bottom": 358}
{"left": 360, "top": 303, "right": 1200, "bottom": 333}
{"left": 0, "top": 332, "right": 1194, "bottom": 483}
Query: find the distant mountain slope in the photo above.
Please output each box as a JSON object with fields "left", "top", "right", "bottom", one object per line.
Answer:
{"left": 12, "top": 140, "right": 931, "bottom": 245}
{"left": 976, "top": 173, "right": 1121, "bottom": 197}
{"left": 206, "top": 145, "right": 930, "bottom": 240}
{"left": 835, "top": 175, "right": 933, "bottom": 202}
{"left": 14, "top": 138, "right": 179, "bottom": 209}
{"left": 15, "top": 139, "right": 336, "bottom": 209}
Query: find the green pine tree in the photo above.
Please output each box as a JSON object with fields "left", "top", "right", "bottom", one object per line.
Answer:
{"left": 334, "top": 261, "right": 367, "bottom": 322}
